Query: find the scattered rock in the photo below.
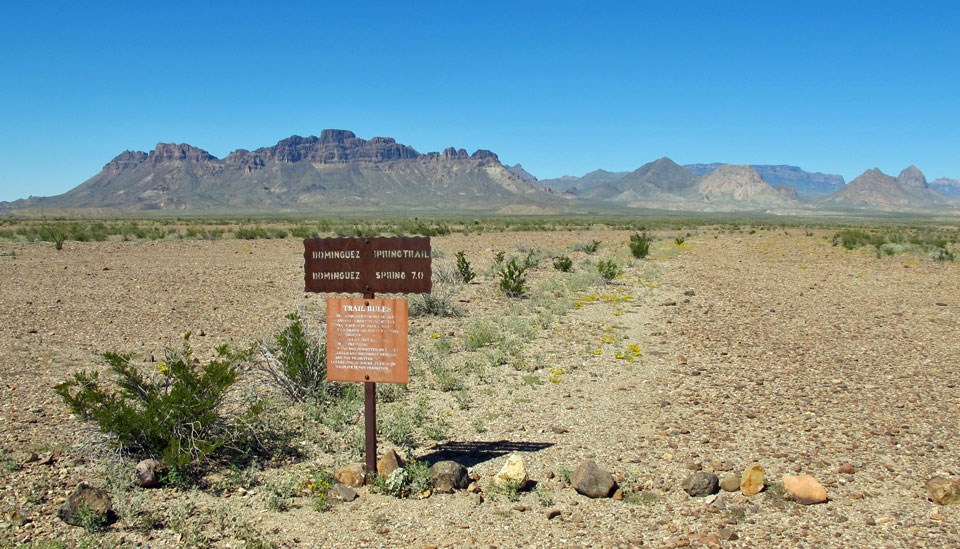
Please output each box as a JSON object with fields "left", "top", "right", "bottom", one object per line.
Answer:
{"left": 330, "top": 483, "right": 358, "bottom": 502}
{"left": 511, "top": 505, "right": 527, "bottom": 512}
{"left": 782, "top": 474, "right": 828, "bottom": 504}
{"left": 719, "top": 473, "right": 740, "bottom": 492}
{"left": 546, "top": 509, "right": 562, "bottom": 520}
{"left": 335, "top": 464, "right": 366, "bottom": 488}
{"left": 494, "top": 454, "right": 529, "bottom": 489}
{"left": 612, "top": 488, "right": 624, "bottom": 500}
{"left": 134, "top": 459, "right": 164, "bottom": 488}
{"left": 467, "top": 481, "right": 481, "bottom": 494}
{"left": 430, "top": 460, "right": 469, "bottom": 493}
{"left": 550, "top": 426, "right": 569, "bottom": 434}
{"left": 838, "top": 463, "right": 856, "bottom": 475}
{"left": 926, "top": 477, "right": 960, "bottom": 505}
{"left": 740, "top": 464, "right": 765, "bottom": 496}
{"left": 58, "top": 483, "right": 113, "bottom": 528}
{"left": 684, "top": 290, "right": 696, "bottom": 296}
{"left": 660, "top": 300, "right": 678, "bottom": 307}
{"left": 571, "top": 460, "right": 616, "bottom": 498}
{"left": 377, "top": 449, "right": 405, "bottom": 478}
{"left": 682, "top": 472, "right": 720, "bottom": 497}
{"left": 718, "top": 527, "right": 738, "bottom": 541}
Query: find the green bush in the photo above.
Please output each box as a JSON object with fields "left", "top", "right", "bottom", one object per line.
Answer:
{"left": 629, "top": 232, "right": 650, "bottom": 259}
{"left": 39, "top": 222, "right": 69, "bottom": 250}
{"left": 498, "top": 257, "right": 528, "bottom": 297}
{"left": 553, "top": 255, "right": 573, "bottom": 272}
{"left": 674, "top": 236, "right": 685, "bottom": 245}
{"left": 55, "top": 335, "right": 259, "bottom": 468}
{"left": 256, "top": 312, "right": 330, "bottom": 403}
{"left": 373, "top": 460, "right": 431, "bottom": 498}
{"left": 455, "top": 251, "right": 476, "bottom": 283}
{"left": 409, "top": 290, "right": 463, "bottom": 317}
{"left": 597, "top": 259, "right": 622, "bottom": 282}
{"left": 574, "top": 240, "right": 601, "bottom": 254}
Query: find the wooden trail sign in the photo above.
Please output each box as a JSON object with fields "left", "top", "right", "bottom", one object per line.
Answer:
{"left": 303, "top": 236, "right": 430, "bottom": 480}
{"left": 304, "top": 236, "right": 431, "bottom": 294}
{"left": 326, "top": 297, "right": 408, "bottom": 384}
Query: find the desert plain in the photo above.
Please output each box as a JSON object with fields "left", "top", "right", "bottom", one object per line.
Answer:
{"left": 1, "top": 223, "right": 959, "bottom": 548}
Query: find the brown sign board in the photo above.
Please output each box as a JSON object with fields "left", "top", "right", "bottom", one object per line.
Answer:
{"left": 304, "top": 237, "right": 431, "bottom": 294}
{"left": 326, "top": 297, "right": 408, "bottom": 384}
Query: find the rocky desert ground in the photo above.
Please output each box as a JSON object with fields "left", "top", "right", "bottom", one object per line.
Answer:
{"left": 1, "top": 224, "right": 959, "bottom": 548}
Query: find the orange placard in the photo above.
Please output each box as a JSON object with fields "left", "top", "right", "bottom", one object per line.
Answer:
{"left": 326, "top": 297, "right": 408, "bottom": 384}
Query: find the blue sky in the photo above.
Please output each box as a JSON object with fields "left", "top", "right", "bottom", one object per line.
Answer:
{"left": 2, "top": 1, "right": 958, "bottom": 202}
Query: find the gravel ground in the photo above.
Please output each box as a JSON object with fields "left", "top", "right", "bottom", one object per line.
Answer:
{"left": 0, "top": 228, "right": 958, "bottom": 547}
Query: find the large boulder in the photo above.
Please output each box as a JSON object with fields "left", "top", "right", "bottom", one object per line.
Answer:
{"left": 58, "top": 483, "right": 113, "bottom": 528}
{"left": 682, "top": 472, "right": 720, "bottom": 497}
{"left": 782, "top": 474, "right": 828, "bottom": 505}
{"left": 926, "top": 477, "right": 960, "bottom": 505}
{"left": 377, "top": 449, "right": 405, "bottom": 478}
{"left": 429, "top": 461, "right": 469, "bottom": 493}
{"left": 571, "top": 460, "right": 616, "bottom": 498}
{"left": 494, "top": 454, "right": 529, "bottom": 489}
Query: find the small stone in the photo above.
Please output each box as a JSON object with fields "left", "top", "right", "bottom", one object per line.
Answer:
{"left": 430, "top": 461, "right": 469, "bottom": 493}
{"left": 467, "top": 482, "right": 481, "bottom": 494}
{"left": 550, "top": 426, "right": 569, "bottom": 434}
{"left": 719, "top": 473, "right": 739, "bottom": 492}
{"left": 58, "top": 483, "right": 113, "bottom": 527}
{"left": 545, "top": 471, "right": 555, "bottom": 480}
{"left": 837, "top": 463, "right": 856, "bottom": 475}
{"left": 681, "top": 472, "right": 720, "bottom": 497}
{"left": 571, "top": 460, "right": 617, "bottom": 498}
{"left": 135, "top": 459, "right": 164, "bottom": 488}
{"left": 865, "top": 517, "right": 876, "bottom": 526}
{"left": 546, "top": 509, "right": 562, "bottom": 520}
{"left": 377, "top": 449, "right": 405, "bottom": 478}
{"left": 660, "top": 300, "right": 678, "bottom": 307}
{"left": 718, "top": 527, "right": 738, "bottom": 541}
{"left": 612, "top": 488, "right": 624, "bottom": 500}
{"left": 512, "top": 505, "right": 527, "bottom": 512}
{"left": 334, "top": 464, "right": 366, "bottom": 488}
{"left": 494, "top": 454, "right": 529, "bottom": 489}
{"left": 926, "top": 477, "right": 960, "bottom": 505}
{"left": 782, "top": 474, "right": 828, "bottom": 505}
{"left": 330, "top": 483, "right": 358, "bottom": 502}
{"left": 740, "top": 465, "right": 765, "bottom": 496}
{"left": 684, "top": 290, "right": 696, "bottom": 297}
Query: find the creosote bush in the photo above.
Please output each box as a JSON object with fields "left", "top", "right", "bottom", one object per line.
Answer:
{"left": 256, "top": 312, "right": 328, "bottom": 402}
{"left": 455, "top": 250, "right": 476, "bottom": 283}
{"left": 553, "top": 255, "right": 573, "bottom": 272}
{"left": 629, "top": 232, "right": 651, "bottom": 259}
{"left": 498, "top": 257, "right": 528, "bottom": 297}
{"left": 597, "top": 259, "right": 622, "bottom": 282}
{"left": 55, "top": 334, "right": 261, "bottom": 468}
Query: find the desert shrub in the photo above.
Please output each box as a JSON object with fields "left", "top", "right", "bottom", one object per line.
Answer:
{"left": 553, "top": 255, "right": 573, "bottom": 272}
{"left": 38, "top": 221, "right": 68, "bottom": 250}
{"left": 498, "top": 257, "right": 528, "bottom": 297}
{"left": 55, "top": 335, "right": 260, "bottom": 468}
{"left": 455, "top": 251, "right": 476, "bottom": 283}
{"left": 373, "top": 460, "right": 431, "bottom": 498}
{"left": 935, "top": 246, "right": 956, "bottom": 262}
{"left": 597, "top": 259, "right": 622, "bottom": 282}
{"left": 256, "top": 312, "right": 331, "bottom": 403}
{"left": 574, "top": 240, "right": 601, "bottom": 254}
{"left": 234, "top": 226, "right": 270, "bottom": 240}
{"left": 409, "top": 290, "right": 463, "bottom": 318}
{"left": 463, "top": 320, "right": 500, "bottom": 350}
{"left": 492, "top": 251, "right": 506, "bottom": 267}
{"left": 674, "top": 236, "right": 685, "bottom": 245}
{"left": 831, "top": 229, "right": 883, "bottom": 250}
{"left": 629, "top": 232, "right": 650, "bottom": 258}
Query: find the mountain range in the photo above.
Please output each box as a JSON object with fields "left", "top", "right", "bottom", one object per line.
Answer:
{"left": 3, "top": 130, "right": 958, "bottom": 215}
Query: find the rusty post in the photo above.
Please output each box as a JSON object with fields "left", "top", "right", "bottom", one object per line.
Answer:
{"left": 363, "top": 291, "right": 377, "bottom": 481}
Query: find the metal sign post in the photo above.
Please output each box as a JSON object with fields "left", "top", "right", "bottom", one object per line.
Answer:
{"left": 304, "top": 236, "right": 431, "bottom": 479}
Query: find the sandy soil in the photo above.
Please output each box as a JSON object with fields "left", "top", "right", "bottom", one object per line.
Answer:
{"left": 1, "top": 227, "right": 958, "bottom": 547}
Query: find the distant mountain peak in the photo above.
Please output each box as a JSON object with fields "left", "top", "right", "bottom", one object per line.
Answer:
{"left": 897, "top": 165, "right": 927, "bottom": 189}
